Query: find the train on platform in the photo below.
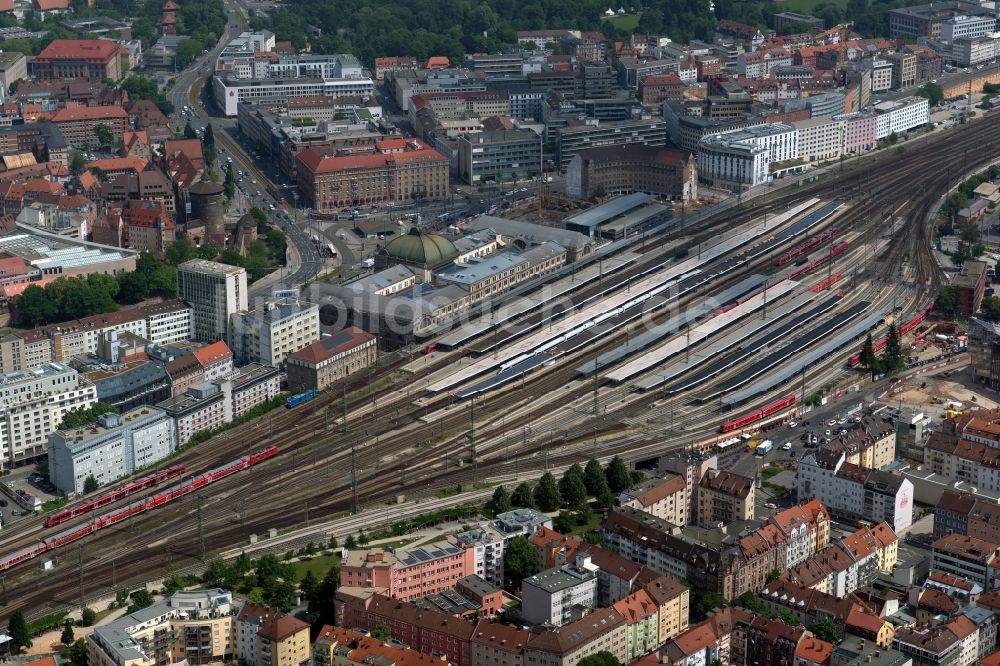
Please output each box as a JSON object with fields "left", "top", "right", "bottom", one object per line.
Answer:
{"left": 774, "top": 229, "right": 837, "bottom": 267}
{"left": 1, "top": 447, "right": 278, "bottom": 573}
{"left": 848, "top": 301, "right": 934, "bottom": 367}
{"left": 45, "top": 464, "right": 187, "bottom": 528}
{"left": 719, "top": 394, "right": 797, "bottom": 433}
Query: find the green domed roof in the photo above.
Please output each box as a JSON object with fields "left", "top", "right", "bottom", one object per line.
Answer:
{"left": 383, "top": 228, "right": 458, "bottom": 266}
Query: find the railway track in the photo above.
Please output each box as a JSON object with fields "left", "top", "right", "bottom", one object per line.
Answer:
{"left": 3, "top": 114, "right": 999, "bottom": 623}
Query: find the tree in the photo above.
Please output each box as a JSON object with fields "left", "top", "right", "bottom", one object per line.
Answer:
{"left": 503, "top": 535, "right": 536, "bottom": 587}
{"left": 203, "top": 123, "right": 215, "bottom": 147}
{"left": 345, "top": 534, "right": 357, "bottom": 548}
{"left": 203, "top": 560, "right": 229, "bottom": 587}
{"left": 583, "top": 458, "right": 605, "bottom": 495}
{"left": 93, "top": 124, "right": 114, "bottom": 150}
{"left": 605, "top": 456, "right": 632, "bottom": 494}
{"left": 70, "top": 150, "right": 86, "bottom": 177}
{"left": 184, "top": 121, "right": 198, "bottom": 139}
{"left": 860, "top": 333, "right": 877, "bottom": 372}
{"left": 370, "top": 625, "right": 392, "bottom": 641}
{"left": 916, "top": 81, "right": 944, "bottom": 107}
{"left": 559, "top": 472, "right": 588, "bottom": 511}
{"left": 553, "top": 510, "right": 575, "bottom": 534}
{"left": 265, "top": 580, "right": 296, "bottom": 612}
{"left": 127, "top": 589, "right": 155, "bottom": 613}
{"left": 121, "top": 75, "right": 174, "bottom": 115}
{"left": 224, "top": 162, "right": 236, "bottom": 199}
{"left": 810, "top": 616, "right": 842, "bottom": 642}
{"left": 61, "top": 619, "right": 75, "bottom": 645}
{"left": 196, "top": 243, "right": 218, "bottom": 260}
{"left": 981, "top": 295, "right": 1000, "bottom": 321}
{"left": 935, "top": 286, "right": 959, "bottom": 317}
{"left": 66, "top": 638, "right": 88, "bottom": 666}
{"left": 307, "top": 566, "right": 339, "bottom": 626}
{"left": 733, "top": 591, "right": 767, "bottom": 614}
{"left": 299, "top": 569, "right": 319, "bottom": 599}
{"left": 960, "top": 219, "right": 983, "bottom": 245}
{"left": 777, "top": 609, "right": 800, "bottom": 627}
{"left": 166, "top": 238, "right": 196, "bottom": 265}
{"left": 533, "top": 472, "right": 561, "bottom": 511}
{"left": 511, "top": 482, "right": 535, "bottom": 509}
{"left": 594, "top": 483, "right": 615, "bottom": 509}
{"left": 176, "top": 38, "right": 203, "bottom": 69}
{"left": 884, "top": 323, "right": 904, "bottom": 372}
{"left": 887, "top": 131, "right": 898, "bottom": 145}
{"left": 60, "top": 402, "right": 118, "bottom": 430}
{"left": 577, "top": 652, "right": 621, "bottom": 666}
{"left": 8, "top": 610, "right": 31, "bottom": 653}
{"left": 487, "top": 486, "right": 512, "bottom": 517}
{"left": 693, "top": 592, "right": 728, "bottom": 618}
{"left": 84, "top": 475, "right": 99, "bottom": 493}
{"left": 79, "top": 607, "right": 97, "bottom": 626}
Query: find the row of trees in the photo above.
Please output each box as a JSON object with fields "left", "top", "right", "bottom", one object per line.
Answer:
{"left": 59, "top": 401, "right": 118, "bottom": 430}
{"left": 858, "top": 324, "right": 905, "bottom": 377}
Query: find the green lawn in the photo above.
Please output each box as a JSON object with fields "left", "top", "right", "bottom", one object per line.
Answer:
{"left": 291, "top": 553, "right": 341, "bottom": 580}
{"left": 761, "top": 466, "right": 783, "bottom": 481}
{"left": 602, "top": 13, "right": 641, "bottom": 32}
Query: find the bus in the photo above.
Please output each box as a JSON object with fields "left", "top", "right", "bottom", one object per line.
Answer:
{"left": 717, "top": 437, "right": 741, "bottom": 452}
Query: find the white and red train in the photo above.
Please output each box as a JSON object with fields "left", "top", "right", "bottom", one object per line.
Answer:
{"left": 719, "top": 394, "right": 797, "bottom": 433}
{"left": 848, "top": 301, "right": 934, "bottom": 367}
{"left": 45, "top": 464, "right": 187, "bottom": 528}
{"left": 0, "top": 446, "right": 278, "bottom": 573}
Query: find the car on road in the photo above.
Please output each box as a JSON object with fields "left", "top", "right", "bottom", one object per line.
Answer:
{"left": 825, "top": 429, "right": 832, "bottom": 436}
{"left": 764, "top": 502, "right": 777, "bottom": 509}
{"left": 788, "top": 421, "right": 797, "bottom": 428}
{"left": 782, "top": 442, "right": 792, "bottom": 451}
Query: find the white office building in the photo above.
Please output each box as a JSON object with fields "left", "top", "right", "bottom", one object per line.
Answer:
{"left": 952, "top": 37, "right": 1000, "bottom": 66}
{"left": 698, "top": 122, "right": 798, "bottom": 191}
{"left": 941, "top": 15, "right": 997, "bottom": 42}
{"left": 228, "top": 299, "right": 320, "bottom": 367}
{"left": 521, "top": 557, "right": 599, "bottom": 626}
{"left": 176, "top": 260, "right": 248, "bottom": 343}
{"left": 873, "top": 96, "right": 929, "bottom": 139}
{"left": 213, "top": 75, "right": 374, "bottom": 116}
{"left": 0, "top": 362, "right": 97, "bottom": 468}
{"left": 47, "top": 407, "right": 176, "bottom": 494}
{"left": 793, "top": 117, "right": 845, "bottom": 162}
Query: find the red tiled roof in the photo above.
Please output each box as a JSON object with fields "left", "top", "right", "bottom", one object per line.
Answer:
{"left": 193, "top": 340, "right": 232, "bottom": 367}
{"left": 51, "top": 105, "right": 128, "bottom": 122}
{"left": 287, "top": 326, "right": 373, "bottom": 364}
{"left": 795, "top": 637, "right": 833, "bottom": 664}
{"left": 85, "top": 156, "right": 148, "bottom": 173}
{"left": 0, "top": 0, "right": 15, "bottom": 11}
{"left": 35, "top": 38, "right": 118, "bottom": 61}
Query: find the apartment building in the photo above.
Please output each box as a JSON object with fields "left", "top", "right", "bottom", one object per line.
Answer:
{"left": 697, "top": 470, "right": 755, "bottom": 527}
{"left": 823, "top": 416, "right": 897, "bottom": 469}
{"left": 617, "top": 474, "right": 688, "bottom": 525}
{"left": 87, "top": 589, "right": 236, "bottom": 666}
{"left": 455, "top": 508, "right": 552, "bottom": 587}
{"left": 931, "top": 533, "right": 1000, "bottom": 590}
{"left": 697, "top": 123, "right": 797, "bottom": 191}
{"left": 285, "top": 326, "right": 377, "bottom": 392}
{"left": 0, "top": 362, "right": 97, "bottom": 468}
{"left": 313, "top": 625, "right": 447, "bottom": 666}
{"left": 177, "top": 259, "right": 249, "bottom": 343}
{"left": 797, "top": 449, "right": 914, "bottom": 533}
{"left": 340, "top": 540, "right": 476, "bottom": 601}
{"left": 521, "top": 558, "right": 599, "bottom": 626}
{"left": 50, "top": 105, "right": 129, "bottom": 149}
{"left": 873, "top": 97, "right": 930, "bottom": 140}
{"left": 926, "top": 431, "right": 1000, "bottom": 493}
{"left": 256, "top": 612, "right": 310, "bottom": 666}
{"left": 295, "top": 139, "right": 449, "bottom": 210}
{"left": 229, "top": 299, "right": 319, "bottom": 367}
{"left": 31, "top": 39, "right": 125, "bottom": 81}
{"left": 47, "top": 407, "right": 175, "bottom": 494}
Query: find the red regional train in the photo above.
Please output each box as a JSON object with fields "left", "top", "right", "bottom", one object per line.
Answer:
{"left": 719, "top": 395, "right": 797, "bottom": 433}
{"left": 1, "top": 446, "right": 278, "bottom": 572}
{"left": 45, "top": 464, "right": 187, "bottom": 528}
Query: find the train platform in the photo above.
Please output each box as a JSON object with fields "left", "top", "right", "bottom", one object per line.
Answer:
{"left": 721, "top": 308, "right": 887, "bottom": 405}
{"left": 603, "top": 280, "right": 798, "bottom": 384}
{"left": 426, "top": 197, "right": 824, "bottom": 394}
{"left": 654, "top": 293, "right": 843, "bottom": 392}
{"left": 436, "top": 251, "right": 643, "bottom": 350}
{"left": 575, "top": 273, "right": 770, "bottom": 376}
{"left": 702, "top": 299, "right": 874, "bottom": 401}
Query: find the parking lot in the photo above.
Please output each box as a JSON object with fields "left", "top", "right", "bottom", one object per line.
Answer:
{"left": 1, "top": 470, "right": 57, "bottom": 527}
